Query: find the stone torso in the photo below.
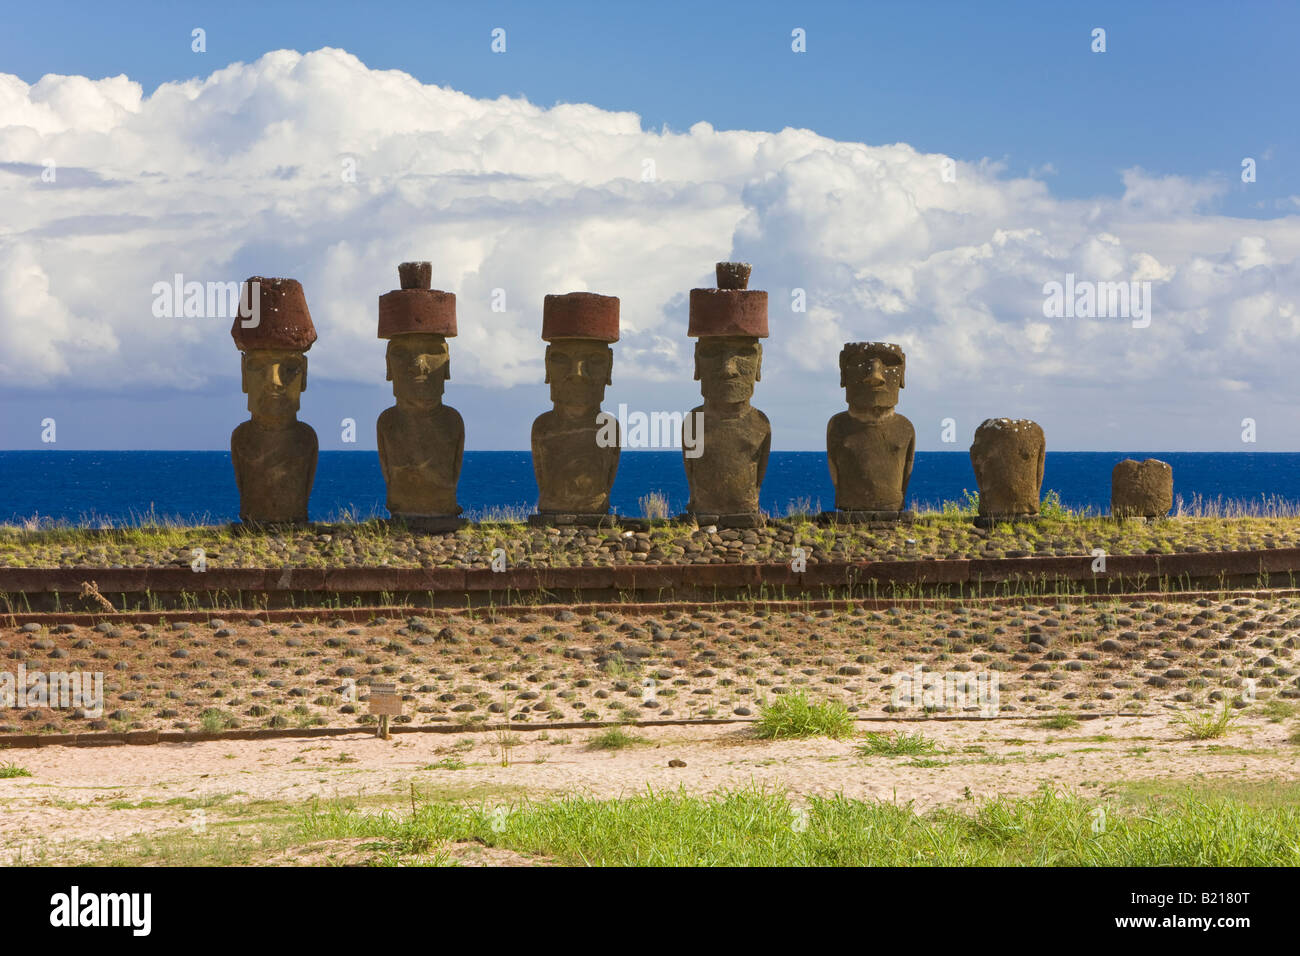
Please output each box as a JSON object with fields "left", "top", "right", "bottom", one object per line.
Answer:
{"left": 970, "top": 422, "right": 1045, "bottom": 516}
{"left": 230, "top": 420, "right": 317, "bottom": 523}
{"left": 827, "top": 412, "right": 915, "bottom": 511}
{"left": 377, "top": 404, "right": 464, "bottom": 516}
{"left": 531, "top": 412, "right": 619, "bottom": 514}
{"left": 684, "top": 405, "right": 770, "bottom": 515}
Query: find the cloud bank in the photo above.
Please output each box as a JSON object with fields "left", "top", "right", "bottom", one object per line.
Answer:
{"left": 2, "top": 47, "right": 1298, "bottom": 447}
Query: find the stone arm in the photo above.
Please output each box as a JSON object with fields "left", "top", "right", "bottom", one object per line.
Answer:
{"left": 682, "top": 415, "right": 698, "bottom": 491}
{"left": 902, "top": 427, "right": 915, "bottom": 500}
{"left": 377, "top": 415, "right": 391, "bottom": 488}
{"left": 755, "top": 411, "right": 771, "bottom": 492}
{"left": 530, "top": 416, "right": 546, "bottom": 495}
{"left": 451, "top": 409, "right": 465, "bottom": 486}
{"left": 230, "top": 426, "right": 245, "bottom": 497}
{"left": 825, "top": 417, "right": 839, "bottom": 490}
{"left": 1035, "top": 440, "right": 1045, "bottom": 490}
{"left": 304, "top": 425, "right": 318, "bottom": 505}
{"left": 605, "top": 419, "right": 621, "bottom": 496}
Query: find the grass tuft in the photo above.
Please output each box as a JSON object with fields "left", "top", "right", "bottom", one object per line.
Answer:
{"left": 1175, "top": 700, "right": 1238, "bottom": 741}
{"left": 1039, "top": 714, "right": 1080, "bottom": 731}
{"left": 587, "top": 727, "right": 647, "bottom": 751}
{"left": 856, "top": 730, "right": 940, "bottom": 756}
{"left": 753, "top": 691, "right": 854, "bottom": 740}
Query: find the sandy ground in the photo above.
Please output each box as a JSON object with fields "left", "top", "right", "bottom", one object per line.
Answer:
{"left": 2, "top": 713, "right": 1295, "bottom": 864}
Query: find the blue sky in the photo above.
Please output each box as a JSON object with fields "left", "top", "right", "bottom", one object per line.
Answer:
{"left": 4, "top": 0, "right": 1295, "bottom": 213}
{"left": 2, "top": 0, "right": 1299, "bottom": 451}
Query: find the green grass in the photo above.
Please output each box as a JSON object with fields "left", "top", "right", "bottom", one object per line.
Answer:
{"left": 52, "top": 779, "right": 1300, "bottom": 867}
{"left": 856, "top": 730, "right": 940, "bottom": 757}
{"left": 291, "top": 786, "right": 1300, "bottom": 866}
{"left": 586, "top": 727, "right": 647, "bottom": 751}
{"left": 753, "top": 691, "right": 854, "bottom": 740}
{"left": 198, "top": 708, "right": 239, "bottom": 733}
{"left": 0, "top": 762, "right": 33, "bottom": 778}
{"left": 1116, "top": 778, "right": 1300, "bottom": 811}
{"left": 421, "top": 758, "right": 466, "bottom": 771}
{"left": 1259, "top": 699, "right": 1297, "bottom": 723}
{"left": 1038, "top": 714, "right": 1081, "bottom": 731}
{"left": 1175, "top": 701, "right": 1238, "bottom": 740}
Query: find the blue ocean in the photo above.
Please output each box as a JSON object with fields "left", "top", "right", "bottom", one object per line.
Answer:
{"left": 2, "top": 451, "right": 1299, "bottom": 525}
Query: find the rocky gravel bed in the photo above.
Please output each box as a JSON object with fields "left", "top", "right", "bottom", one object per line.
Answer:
{"left": 3, "top": 596, "right": 1297, "bottom": 735}
{"left": 3, "top": 516, "right": 1300, "bottom": 570}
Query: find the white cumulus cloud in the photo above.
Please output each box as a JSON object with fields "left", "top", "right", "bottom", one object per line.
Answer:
{"left": 2, "top": 47, "right": 1299, "bottom": 448}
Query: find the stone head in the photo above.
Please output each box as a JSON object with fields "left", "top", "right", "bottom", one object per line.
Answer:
{"left": 242, "top": 348, "right": 307, "bottom": 424}
{"left": 545, "top": 339, "right": 613, "bottom": 408}
{"left": 694, "top": 335, "right": 762, "bottom": 404}
{"left": 541, "top": 292, "right": 619, "bottom": 410}
{"left": 841, "top": 342, "right": 905, "bottom": 413}
{"left": 386, "top": 333, "right": 450, "bottom": 408}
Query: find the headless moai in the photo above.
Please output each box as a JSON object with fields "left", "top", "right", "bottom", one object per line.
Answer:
{"left": 230, "top": 277, "right": 318, "bottom": 525}
{"left": 530, "top": 292, "right": 621, "bottom": 525}
{"left": 1111, "top": 458, "right": 1173, "bottom": 519}
{"left": 683, "top": 262, "right": 770, "bottom": 528}
{"left": 376, "top": 262, "right": 465, "bottom": 531}
{"left": 970, "top": 418, "right": 1045, "bottom": 520}
{"left": 825, "top": 342, "right": 915, "bottom": 521}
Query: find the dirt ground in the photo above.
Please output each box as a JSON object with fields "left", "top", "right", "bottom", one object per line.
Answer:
{"left": 2, "top": 712, "right": 1295, "bottom": 864}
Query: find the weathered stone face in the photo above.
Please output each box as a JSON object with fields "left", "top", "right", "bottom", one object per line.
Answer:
{"left": 387, "top": 333, "right": 449, "bottom": 410}
{"left": 970, "top": 418, "right": 1045, "bottom": 517}
{"left": 694, "top": 336, "right": 762, "bottom": 405}
{"left": 242, "top": 349, "right": 307, "bottom": 423}
{"left": 232, "top": 348, "right": 316, "bottom": 523}
{"left": 828, "top": 342, "right": 914, "bottom": 512}
{"left": 842, "top": 342, "right": 904, "bottom": 414}
{"left": 1112, "top": 458, "right": 1173, "bottom": 518}
{"left": 545, "top": 340, "right": 612, "bottom": 408}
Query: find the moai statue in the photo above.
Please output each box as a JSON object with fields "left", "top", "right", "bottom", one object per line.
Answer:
{"left": 1111, "top": 458, "right": 1173, "bottom": 519}
{"left": 970, "top": 418, "right": 1046, "bottom": 521}
{"left": 230, "top": 277, "right": 318, "bottom": 525}
{"left": 530, "top": 292, "right": 621, "bottom": 526}
{"left": 825, "top": 342, "right": 916, "bottom": 522}
{"left": 683, "top": 261, "right": 771, "bottom": 528}
{"left": 375, "top": 262, "right": 465, "bottom": 531}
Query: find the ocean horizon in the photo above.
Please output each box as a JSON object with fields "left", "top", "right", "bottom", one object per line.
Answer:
{"left": 3, "top": 450, "right": 1299, "bottom": 525}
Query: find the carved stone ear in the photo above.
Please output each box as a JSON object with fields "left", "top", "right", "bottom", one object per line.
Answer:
{"left": 240, "top": 353, "right": 251, "bottom": 394}
{"left": 543, "top": 344, "right": 551, "bottom": 386}
{"left": 301, "top": 354, "right": 308, "bottom": 392}
{"left": 445, "top": 355, "right": 451, "bottom": 382}
{"left": 754, "top": 343, "right": 762, "bottom": 383}
{"left": 606, "top": 346, "right": 613, "bottom": 387}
